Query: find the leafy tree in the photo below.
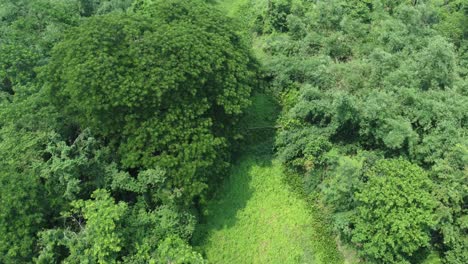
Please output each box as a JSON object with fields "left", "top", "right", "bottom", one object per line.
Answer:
{"left": 265, "top": 0, "right": 292, "bottom": 32}
{"left": 320, "top": 155, "right": 364, "bottom": 238}
{"left": 155, "top": 236, "right": 205, "bottom": 264}
{"left": 0, "top": 0, "right": 80, "bottom": 95}
{"left": 79, "top": 0, "right": 133, "bottom": 16}
{"left": 352, "top": 159, "right": 437, "bottom": 263}
{"left": 414, "top": 36, "right": 456, "bottom": 90}
{"left": 433, "top": 0, "right": 468, "bottom": 47}
{"left": 37, "top": 189, "right": 128, "bottom": 263}
{"left": 43, "top": 0, "right": 257, "bottom": 201}
{"left": 37, "top": 188, "right": 202, "bottom": 263}
{"left": 0, "top": 129, "right": 47, "bottom": 262}
{"left": 0, "top": 85, "right": 59, "bottom": 262}
{"left": 39, "top": 129, "right": 121, "bottom": 216}
{"left": 431, "top": 144, "right": 468, "bottom": 264}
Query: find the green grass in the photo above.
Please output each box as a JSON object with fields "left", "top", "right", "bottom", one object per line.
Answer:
{"left": 193, "top": 156, "right": 343, "bottom": 264}
{"left": 193, "top": 94, "right": 344, "bottom": 263}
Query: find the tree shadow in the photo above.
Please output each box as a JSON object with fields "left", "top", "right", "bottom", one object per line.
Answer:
{"left": 192, "top": 92, "right": 280, "bottom": 252}
{"left": 191, "top": 152, "right": 274, "bottom": 246}
{"left": 234, "top": 92, "right": 281, "bottom": 158}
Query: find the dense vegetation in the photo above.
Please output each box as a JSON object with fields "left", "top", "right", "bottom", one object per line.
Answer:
{"left": 252, "top": 0, "right": 467, "bottom": 263}
{"left": 0, "top": 0, "right": 256, "bottom": 262}
{"left": 0, "top": 0, "right": 466, "bottom": 263}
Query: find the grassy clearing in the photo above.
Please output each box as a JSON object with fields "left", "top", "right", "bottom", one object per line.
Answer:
{"left": 193, "top": 94, "right": 344, "bottom": 263}
{"left": 193, "top": 156, "right": 343, "bottom": 264}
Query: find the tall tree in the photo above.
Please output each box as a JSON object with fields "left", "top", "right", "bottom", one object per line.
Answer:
{"left": 43, "top": 1, "right": 257, "bottom": 201}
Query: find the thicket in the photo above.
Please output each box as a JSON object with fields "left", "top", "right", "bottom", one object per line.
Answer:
{"left": 243, "top": 0, "right": 467, "bottom": 263}
{"left": 0, "top": 0, "right": 256, "bottom": 262}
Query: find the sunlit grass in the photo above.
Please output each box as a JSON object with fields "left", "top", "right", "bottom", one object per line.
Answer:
{"left": 194, "top": 156, "right": 343, "bottom": 263}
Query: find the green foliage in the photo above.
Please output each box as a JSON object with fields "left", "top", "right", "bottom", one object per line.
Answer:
{"left": 1, "top": 0, "right": 466, "bottom": 263}
{"left": 44, "top": 1, "right": 257, "bottom": 200}
{"left": 277, "top": 127, "right": 332, "bottom": 174}
{"left": 353, "top": 159, "right": 437, "bottom": 263}
{"left": 37, "top": 189, "right": 202, "bottom": 263}
{"left": 37, "top": 189, "right": 127, "bottom": 263}
{"left": 61, "top": 189, "right": 127, "bottom": 263}
{"left": 0, "top": 45, "right": 39, "bottom": 94}
{"left": 0, "top": 0, "right": 81, "bottom": 95}
{"left": 0, "top": 129, "right": 47, "bottom": 262}
{"left": 0, "top": 85, "right": 206, "bottom": 262}
{"left": 39, "top": 130, "right": 121, "bottom": 214}
{"left": 155, "top": 236, "right": 205, "bottom": 264}
{"left": 432, "top": 0, "right": 468, "bottom": 47}
{"left": 237, "top": 93, "right": 280, "bottom": 155}
{"left": 0, "top": 85, "right": 59, "bottom": 262}
{"left": 1, "top": 0, "right": 257, "bottom": 262}
{"left": 0, "top": 89, "right": 123, "bottom": 262}
{"left": 266, "top": 0, "right": 467, "bottom": 262}
{"left": 264, "top": 0, "right": 292, "bottom": 33}
{"left": 431, "top": 144, "right": 468, "bottom": 264}
{"left": 79, "top": 0, "right": 133, "bottom": 16}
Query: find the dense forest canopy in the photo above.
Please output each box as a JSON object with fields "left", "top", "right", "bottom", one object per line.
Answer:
{"left": 0, "top": 0, "right": 467, "bottom": 263}
{"left": 44, "top": 1, "right": 256, "bottom": 201}
{"left": 262, "top": 0, "right": 467, "bottom": 263}
{"left": 0, "top": 0, "right": 256, "bottom": 262}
